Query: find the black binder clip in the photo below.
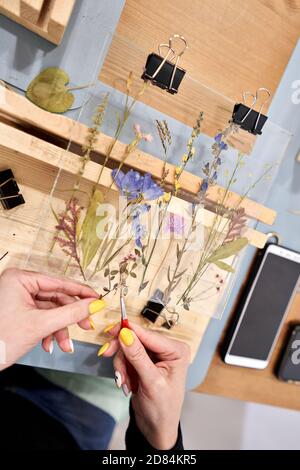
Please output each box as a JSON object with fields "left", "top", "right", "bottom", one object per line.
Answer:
{"left": 141, "top": 34, "right": 188, "bottom": 94}
{"left": 232, "top": 88, "right": 271, "bottom": 135}
{"left": 141, "top": 289, "right": 165, "bottom": 323}
{"left": 0, "top": 169, "right": 25, "bottom": 210}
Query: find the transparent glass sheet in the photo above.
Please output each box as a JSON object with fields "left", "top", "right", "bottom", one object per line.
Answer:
{"left": 0, "top": 30, "right": 292, "bottom": 324}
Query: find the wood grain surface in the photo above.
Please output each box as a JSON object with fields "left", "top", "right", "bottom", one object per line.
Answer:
{"left": 100, "top": 0, "right": 300, "bottom": 139}
{"left": 196, "top": 290, "right": 300, "bottom": 410}
{"left": 0, "top": 0, "right": 75, "bottom": 44}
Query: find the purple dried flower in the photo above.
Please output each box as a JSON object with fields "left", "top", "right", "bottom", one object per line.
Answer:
{"left": 165, "top": 213, "right": 185, "bottom": 236}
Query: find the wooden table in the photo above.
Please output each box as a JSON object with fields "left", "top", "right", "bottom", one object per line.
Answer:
{"left": 196, "top": 292, "right": 300, "bottom": 411}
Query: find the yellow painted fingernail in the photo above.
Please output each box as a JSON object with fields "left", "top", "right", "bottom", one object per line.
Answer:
{"left": 89, "top": 318, "right": 96, "bottom": 330}
{"left": 89, "top": 299, "right": 106, "bottom": 315}
{"left": 119, "top": 328, "right": 134, "bottom": 347}
{"left": 97, "top": 342, "right": 110, "bottom": 357}
{"left": 103, "top": 322, "right": 117, "bottom": 334}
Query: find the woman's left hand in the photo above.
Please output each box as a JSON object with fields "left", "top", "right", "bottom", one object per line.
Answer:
{"left": 0, "top": 268, "right": 100, "bottom": 370}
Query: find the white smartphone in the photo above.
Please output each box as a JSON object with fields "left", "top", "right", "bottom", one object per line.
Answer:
{"left": 224, "top": 244, "right": 300, "bottom": 369}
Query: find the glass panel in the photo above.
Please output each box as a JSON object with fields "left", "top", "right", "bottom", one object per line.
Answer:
{"left": 0, "top": 30, "right": 292, "bottom": 325}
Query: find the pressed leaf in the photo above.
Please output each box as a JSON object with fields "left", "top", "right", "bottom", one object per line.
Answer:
{"left": 207, "top": 237, "right": 248, "bottom": 263}
{"left": 212, "top": 260, "right": 235, "bottom": 273}
{"left": 80, "top": 189, "right": 106, "bottom": 271}
{"left": 26, "top": 67, "right": 74, "bottom": 113}
{"left": 139, "top": 281, "right": 149, "bottom": 292}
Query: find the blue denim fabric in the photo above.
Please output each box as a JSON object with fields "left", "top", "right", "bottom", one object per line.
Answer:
{"left": 12, "top": 384, "right": 116, "bottom": 450}
{"left": 1, "top": 368, "right": 116, "bottom": 450}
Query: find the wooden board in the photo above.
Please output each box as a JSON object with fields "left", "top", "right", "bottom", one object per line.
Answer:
{"left": 196, "top": 289, "right": 300, "bottom": 410}
{"left": 0, "top": 121, "right": 275, "bottom": 359}
{"left": 0, "top": 87, "right": 277, "bottom": 226}
{"left": 0, "top": 0, "right": 75, "bottom": 45}
{"left": 0, "top": 122, "right": 212, "bottom": 360}
{"left": 20, "top": 0, "right": 44, "bottom": 23}
{"left": 100, "top": 0, "right": 300, "bottom": 140}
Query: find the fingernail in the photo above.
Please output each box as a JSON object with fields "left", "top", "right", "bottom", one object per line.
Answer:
{"left": 69, "top": 339, "right": 74, "bottom": 353}
{"left": 114, "top": 370, "right": 122, "bottom": 388}
{"left": 103, "top": 322, "right": 117, "bottom": 334}
{"left": 89, "top": 299, "right": 106, "bottom": 315}
{"left": 89, "top": 318, "right": 96, "bottom": 330}
{"left": 122, "top": 383, "right": 130, "bottom": 397}
{"left": 119, "top": 328, "right": 134, "bottom": 347}
{"left": 49, "top": 340, "right": 54, "bottom": 355}
{"left": 97, "top": 342, "right": 110, "bottom": 357}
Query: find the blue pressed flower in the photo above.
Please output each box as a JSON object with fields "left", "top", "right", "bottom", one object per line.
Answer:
{"left": 141, "top": 173, "right": 164, "bottom": 200}
{"left": 214, "top": 133, "right": 222, "bottom": 143}
{"left": 200, "top": 180, "right": 209, "bottom": 192}
{"left": 131, "top": 203, "right": 151, "bottom": 218}
{"left": 112, "top": 169, "right": 163, "bottom": 202}
{"left": 132, "top": 215, "right": 146, "bottom": 248}
{"left": 220, "top": 142, "right": 228, "bottom": 151}
{"left": 212, "top": 171, "right": 218, "bottom": 180}
{"left": 216, "top": 157, "right": 222, "bottom": 165}
{"left": 112, "top": 169, "right": 142, "bottom": 200}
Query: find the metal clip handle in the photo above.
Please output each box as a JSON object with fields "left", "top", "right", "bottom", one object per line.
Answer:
{"left": 152, "top": 34, "right": 188, "bottom": 91}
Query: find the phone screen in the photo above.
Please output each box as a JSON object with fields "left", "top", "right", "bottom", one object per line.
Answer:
{"left": 228, "top": 251, "right": 300, "bottom": 361}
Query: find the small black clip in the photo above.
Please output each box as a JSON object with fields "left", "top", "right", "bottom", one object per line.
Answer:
{"left": 141, "top": 34, "right": 188, "bottom": 94}
{"left": 232, "top": 88, "right": 271, "bottom": 135}
{"left": 0, "top": 169, "right": 25, "bottom": 210}
{"left": 141, "top": 289, "right": 165, "bottom": 323}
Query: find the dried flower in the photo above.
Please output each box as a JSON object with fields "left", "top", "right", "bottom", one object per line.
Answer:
{"left": 163, "top": 192, "right": 171, "bottom": 203}
{"left": 165, "top": 213, "right": 185, "bottom": 236}
{"left": 112, "top": 169, "right": 163, "bottom": 202}
{"left": 134, "top": 123, "right": 153, "bottom": 142}
{"left": 224, "top": 208, "right": 247, "bottom": 244}
{"left": 55, "top": 198, "right": 85, "bottom": 279}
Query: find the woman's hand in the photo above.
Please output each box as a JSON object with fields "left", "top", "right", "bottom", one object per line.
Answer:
{"left": 0, "top": 268, "right": 104, "bottom": 370}
{"left": 103, "top": 323, "right": 190, "bottom": 450}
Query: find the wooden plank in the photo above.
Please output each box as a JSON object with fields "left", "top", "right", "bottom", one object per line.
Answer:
{"left": 20, "top": 0, "right": 44, "bottom": 24}
{"left": 47, "top": 0, "right": 75, "bottom": 44}
{"left": 0, "top": 121, "right": 266, "bottom": 248}
{"left": 196, "top": 291, "right": 300, "bottom": 411}
{"left": 0, "top": 87, "right": 276, "bottom": 225}
{"left": 100, "top": 0, "right": 300, "bottom": 138}
{"left": 99, "top": 34, "right": 256, "bottom": 154}
{"left": 0, "top": 0, "right": 75, "bottom": 45}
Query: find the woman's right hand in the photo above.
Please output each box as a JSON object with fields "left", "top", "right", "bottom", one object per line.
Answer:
{"left": 103, "top": 323, "right": 190, "bottom": 450}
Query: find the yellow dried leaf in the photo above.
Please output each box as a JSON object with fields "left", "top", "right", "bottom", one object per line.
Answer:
{"left": 26, "top": 67, "right": 74, "bottom": 113}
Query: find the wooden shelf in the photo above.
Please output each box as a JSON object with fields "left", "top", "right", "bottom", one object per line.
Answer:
{"left": 0, "top": 0, "right": 75, "bottom": 45}
{"left": 0, "top": 87, "right": 277, "bottom": 227}
{"left": 196, "top": 291, "right": 300, "bottom": 411}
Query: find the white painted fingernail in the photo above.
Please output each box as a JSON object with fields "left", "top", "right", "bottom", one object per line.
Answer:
{"left": 49, "top": 340, "right": 54, "bottom": 355}
{"left": 122, "top": 383, "right": 130, "bottom": 397}
{"left": 114, "top": 371, "right": 122, "bottom": 388}
{"left": 69, "top": 339, "right": 74, "bottom": 353}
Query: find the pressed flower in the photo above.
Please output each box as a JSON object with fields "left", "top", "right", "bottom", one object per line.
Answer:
{"left": 163, "top": 192, "right": 171, "bottom": 203}
{"left": 165, "top": 213, "right": 185, "bottom": 236}
{"left": 132, "top": 215, "right": 146, "bottom": 248}
{"left": 143, "top": 133, "right": 153, "bottom": 142}
{"left": 182, "top": 154, "right": 188, "bottom": 163}
{"left": 141, "top": 173, "right": 164, "bottom": 200}
{"left": 175, "top": 166, "right": 181, "bottom": 175}
{"left": 134, "top": 123, "right": 153, "bottom": 142}
{"left": 112, "top": 169, "right": 142, "bottom": 200}
{"left": 174, "top": 181, "right": 181, "bottom": 193}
